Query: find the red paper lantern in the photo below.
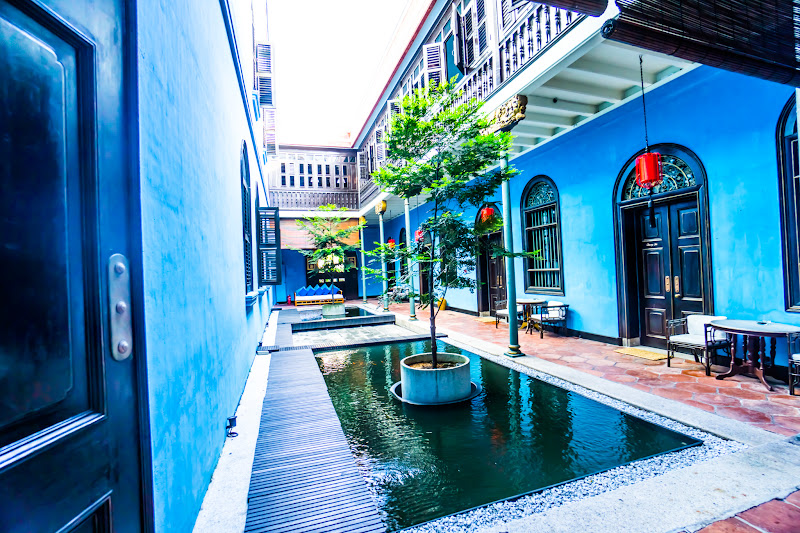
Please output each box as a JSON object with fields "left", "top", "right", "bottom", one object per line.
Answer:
{"left": 414, "top": 230, "right": 424, "bottom": 242}
{"left": 635, "top": 152, "right": 663, "bottom": 189}
{"left": 480, "top": 206, "right": 495, "bottom": 222}
{"left": 387, "top": 238, "right": 396, "bottom": 248}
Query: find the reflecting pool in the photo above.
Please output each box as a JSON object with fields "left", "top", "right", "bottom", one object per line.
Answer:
{"left": 317, "top": 340, "right": 701, "bottom": 531}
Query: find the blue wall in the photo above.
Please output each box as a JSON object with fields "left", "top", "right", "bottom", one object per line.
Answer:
{"left": 137, "top": 2, "right": 270, "bottom": 531}
{"left": 376, "top": 67, "right": 798, "bottom": 362}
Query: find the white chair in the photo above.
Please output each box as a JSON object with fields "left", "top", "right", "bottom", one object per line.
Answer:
{"left": 495, "top": 299, "right": 523, "bottom": 328}
{"left": 529, "top": 301, "right": 569, "bottom": 338}
{"left": 667, "top": 314, "right": 728, "bottom": 376}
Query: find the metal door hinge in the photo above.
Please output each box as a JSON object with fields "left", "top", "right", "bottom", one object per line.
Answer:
{"left": 108, "top": 254, "right": 133, "bottom": 361}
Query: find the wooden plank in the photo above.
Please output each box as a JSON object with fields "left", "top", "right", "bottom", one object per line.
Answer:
{"left": 245, "top": 349, "right": 385, "bottom": 533}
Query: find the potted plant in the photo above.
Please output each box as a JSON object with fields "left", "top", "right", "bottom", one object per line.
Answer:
{"left": 370, "top": 80, "right": 519, "bottom": 404}
{"left": 297, "top": 204, "right": 363, "bottom": 317}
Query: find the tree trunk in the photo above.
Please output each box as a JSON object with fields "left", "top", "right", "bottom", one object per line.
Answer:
{"left": 429, "top": 253, "right": 437, "bottom": 368}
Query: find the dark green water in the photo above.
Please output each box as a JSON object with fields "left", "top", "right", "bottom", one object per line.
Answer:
{"left": 317, "top": 340, "right": 701, "bottom": 531}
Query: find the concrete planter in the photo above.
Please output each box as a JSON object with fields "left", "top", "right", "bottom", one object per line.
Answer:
{"left": 321, "top": 302, "right": 345, "bottom": 317}
{"left": 399, "top": 353, "right": 471, "bottom": 405}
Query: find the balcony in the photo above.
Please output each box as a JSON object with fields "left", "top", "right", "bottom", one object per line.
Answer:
{"left": 269, "top": 190, "right": 359, "bottom": 210}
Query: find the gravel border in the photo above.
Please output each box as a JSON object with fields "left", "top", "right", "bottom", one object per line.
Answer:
{"left": 396, "top": 338, "right": 747, "bottom": 533}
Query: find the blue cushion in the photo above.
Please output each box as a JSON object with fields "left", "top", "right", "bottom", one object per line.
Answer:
{"left": 296, "top": 286, "right": 308, "bottom": 297}
{"left": 319, "top": 284, "right": 331, "bottom": 295}
{"left": 331, "top": 285, "right": 340, "bottom": 295}
{"left": 309, "top": 284, "right": 319, "bottom": 295}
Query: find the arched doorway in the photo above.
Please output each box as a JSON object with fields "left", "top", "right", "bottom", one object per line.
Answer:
{"left": 475, "top": 203, "right": 504, "bottom": 315}
{"left": 418, "top": 231, "right": 432, "bottom": 301}
{"left": 613, "top": 144, "right": 714, "bottom": 348}
{"left": 398, "top": 227, "right": 408, "bottom": 284}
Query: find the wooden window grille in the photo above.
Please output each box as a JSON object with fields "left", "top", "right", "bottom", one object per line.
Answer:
{"left": 241, "top": 145, "right": 254, "bottom": 294}
{"left": 523, "top": 177, "right": 563, "bottom": 294}
{"left": 257, "top": 207, "right": 282, "bottom": 285}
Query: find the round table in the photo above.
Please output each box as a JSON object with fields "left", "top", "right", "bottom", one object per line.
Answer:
{"left": 517, "top": 298, "right": 546, "bottom": 334}
{"left": 710, "top": 319, "right": 800, "bottom": 391}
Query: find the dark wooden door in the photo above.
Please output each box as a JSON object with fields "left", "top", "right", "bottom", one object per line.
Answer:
{"left": 486, "top": 232, "right": 506, "bottom": 315}
{"left": 0, "top": 0, "right": 145, "bottom": 531}
{"left": 636, "top": 205, "right": 671, "bottom": 347}
{"left": 635, "top": 199, "right": 705, "bottom": 347}
{"left": 669, "top": 201, "right": 705, "bottom": 321}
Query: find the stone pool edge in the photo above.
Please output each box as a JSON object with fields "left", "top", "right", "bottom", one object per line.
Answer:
{"left": 389, "top": 318, "right": 800, "bottom": 533}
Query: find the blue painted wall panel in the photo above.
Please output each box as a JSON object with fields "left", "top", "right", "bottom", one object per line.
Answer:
{"left": 137, "top": 2, "right": 269, "bottom": 531}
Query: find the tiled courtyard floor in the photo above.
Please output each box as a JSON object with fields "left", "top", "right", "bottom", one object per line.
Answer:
{"left": 697, "top": 490, "right": 800, "bottom": 533}
{"left": 362, "top": 300, "right": 800, "bottom": 437}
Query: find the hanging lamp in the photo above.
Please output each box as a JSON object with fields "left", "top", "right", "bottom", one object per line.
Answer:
{"left": 414, "top": 229, "right": 424, "bottom": 242}
{"left": 634, "top": 55, "right": 663, "bottom": 227}
{"left": 480, "top": 206, "right": 495, "bottom": 222}
{"left": 387, "top": 238, "right": 396, "bottom": 248}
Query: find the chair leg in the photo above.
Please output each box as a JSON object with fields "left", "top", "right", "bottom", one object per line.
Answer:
{"left": 540, "top": 324, "right": 544, "bottom": 339}
{"left": 704, "top": 348, "right": 711, "bottom": 376}
{"left": 667, "top": 344, "right": 671, "bottom": 367}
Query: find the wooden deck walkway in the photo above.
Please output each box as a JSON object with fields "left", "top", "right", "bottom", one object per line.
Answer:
{"left": 245, "top": 348, "right": 385, "bottom": 533}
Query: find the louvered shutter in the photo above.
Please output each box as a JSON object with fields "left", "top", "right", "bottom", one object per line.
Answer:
{"left": 476, "top": 0, "right": 487, "bottom": 54}
{"left": 242, "top": 178, "right": 253, "bottom": 293}
{"left": 463, "top": 5, "right": 475, "bottom": 66}
{"left": 375, "top": 129, "right": 386, "bottom": 163}
{"left": 452, "top": 8, "right": 466, "bottom": 73}
{"left": 257, "top": 207, "right": 282, "bottom": 285}
{"left": 358, "top": 151, "right": 368, "bottom": 180}
{"left": 423, "top": 43, "right": 444, "bottom": 87}
{"left": 255, "top": 43, "right": 274, "bottom": 107}
{"left": 256, "top": 43, "right": 272, "bottom": 73}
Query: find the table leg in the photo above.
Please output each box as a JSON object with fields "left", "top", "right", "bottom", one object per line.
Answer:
{"left": 753, "top": 336, "right": 773, "bottom": 391}
{"left": 716, "top": 333, "right": 741, "bottom": 380}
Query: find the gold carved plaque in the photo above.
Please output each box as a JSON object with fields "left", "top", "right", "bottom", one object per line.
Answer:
{"left": 483, "top": 95, "right": 528, "bottom": 134}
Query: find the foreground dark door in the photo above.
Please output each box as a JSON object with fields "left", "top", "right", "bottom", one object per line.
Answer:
{"left": 0, "top": 0, "right": 145, "bottom": 531}
{"left": 479, "top": 232, "right": 506, "bottom": 315}
{"left": 635, "top": 199, "right": 705, "bottom": 347}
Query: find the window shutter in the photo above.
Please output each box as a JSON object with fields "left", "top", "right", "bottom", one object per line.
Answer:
{"left": 242, "top": 177, "right": 254, "bottom": 293}
{"left": 476, "top": 0, "right": 488, "bottom": 54}
{"left": 256, "top": 43, "right": 272, "bottom": 74}
{"left": 423, "top": 43, "right": 444, "bottom": 87}
{"left": 358, "top": 150, "right": 368, "bottom": 180}
{"left": 463, "top": 6, "right": 475, "bottom": 66}
{"left": 257, "top": 207, "right": 282, "bottom": 285}
{"left": 452, "top": 8, "right": 466, "bottom": 73}
{"left": 257, "top": 75, "right": 273, "bottom": 106}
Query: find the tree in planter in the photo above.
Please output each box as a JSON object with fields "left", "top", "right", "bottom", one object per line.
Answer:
{"left": 370, "top": 80, "right": 522, "bottom": 368}
{"left": 296, "top": 204, "right": 363, "bottom": 303}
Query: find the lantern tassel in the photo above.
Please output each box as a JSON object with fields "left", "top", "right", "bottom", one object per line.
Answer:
{"left": 648, "top": 190, "right": 656, "bottom": 228}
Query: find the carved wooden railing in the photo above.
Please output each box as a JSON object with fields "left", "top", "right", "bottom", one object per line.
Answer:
{"left": 453, "top": 57, "right": 495, "bottom": 108}
{"left": 269, "top": 190, "right": 359, "bottom": 210}
{"left": 498, "top": 5, "right": 581, "bottom": 84}
{"left": 359, "top": 179, "right": 381, "bottom": 204}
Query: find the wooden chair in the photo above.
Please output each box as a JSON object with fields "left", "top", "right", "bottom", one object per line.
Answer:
{"left": 666, "top": 314, "right": 728, "bottom": 376}
{"left": 494, "top": 299, "right": 523, "bottom": 328}
{"left": 529, "top": 301, "right": 569, "bottom": 338}
{"left": 789, "top": 333, "right": 800, "bottom": 396}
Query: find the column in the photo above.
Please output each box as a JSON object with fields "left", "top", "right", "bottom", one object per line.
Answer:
{"left": 359, "top": 216, "right": 367, "bottom": 303}
{"left": 379, "top": 211, "right": 389, "bottom": 312}
{"left": 404, "top": 198, "right": 417, "bottom": 320}
{"left": 502, "top": 155, "right": 523, "bottom": 356}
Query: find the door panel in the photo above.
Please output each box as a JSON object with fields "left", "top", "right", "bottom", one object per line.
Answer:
{"left": 671, "top": 202, "right": 705, "bottom": 317}
{"left": 636, "top": 205, "right": 670, "bottom": 345}
{"left": 0, "top": 0, "right": 144, "bottom": 531}
{"left": 634, "top": 198, "right": 707, "bottom": 347}
{"left": 487, "top": 232, "right": 506, "bottom": 314}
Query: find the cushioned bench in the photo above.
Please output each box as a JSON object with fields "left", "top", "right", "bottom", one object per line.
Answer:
{"left": 294, "top": 284, "right": 344, "bottom": 306}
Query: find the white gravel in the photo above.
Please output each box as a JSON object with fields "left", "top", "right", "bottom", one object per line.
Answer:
{"left": 400, "top": 341, "right": 746, "bottom": 533}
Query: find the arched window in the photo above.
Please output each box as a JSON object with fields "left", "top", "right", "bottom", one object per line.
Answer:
{"left": 778, "top": 97, "right": 800, "bottom": 311}
{"left": 241, "top": 142, "right": 254, "bottom": 295}
{"left": 522, "top": 176, "right": 563, "bottom": 294}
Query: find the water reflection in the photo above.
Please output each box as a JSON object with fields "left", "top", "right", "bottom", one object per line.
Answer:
{"left": 317, "top": 340, "right": 699, "bottom": 531}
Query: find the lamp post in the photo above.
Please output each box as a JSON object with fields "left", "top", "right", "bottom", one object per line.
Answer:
{"left": 359, "top": 216, "right": 367, "bottom": 303}
{"left": 404, "top": 198, "right": 417, "bottom": 320}
{"left": 376, "top": 200, "right": 389, "bottom": 312}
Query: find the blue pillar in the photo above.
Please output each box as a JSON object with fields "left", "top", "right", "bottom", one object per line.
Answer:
{"left": 502, "top": 155, "right": 523, "bottom": 357}
{"left": 404, "top": 198, "right": 417, "bottom": 320}
{"left": 379, "top": 212, "right": 389, "bottom": 312}
{"left": 359, "top": 216, "right": 367, "bottom": 303}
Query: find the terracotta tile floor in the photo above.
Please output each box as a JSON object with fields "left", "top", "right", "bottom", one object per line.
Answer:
{"left": 363, "top": 300, "right": 800, "bottom": 437}
{"left": 697, "top": 490, "right": 800, "bottom": 533}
